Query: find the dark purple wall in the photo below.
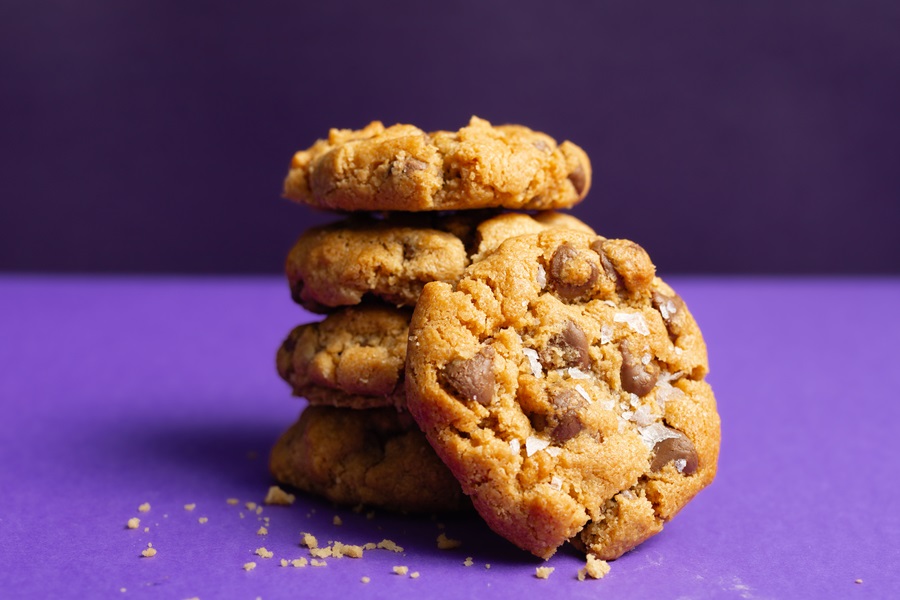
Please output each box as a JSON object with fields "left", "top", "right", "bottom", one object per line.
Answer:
{"left": 2, "top": 1, "right": 898, "bottom": 274}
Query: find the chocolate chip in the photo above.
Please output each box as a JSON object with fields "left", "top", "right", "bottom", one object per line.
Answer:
{"left": 650, "top": 431, "right": 698, "bottom": 475}
{"left": 403, "top": 158, "right": 427, "bottom": 174}
{"left": 619, "top": 342, "right": 659, "bottom": 397}
{"left": 568, "top": 162, "right": 587, "bottom": 196}
{"left": 280, "top": 332, "right": 298, "bottom": 356}
{"left": 548, "top": 388, "right": 585, "bottom": 443}
{"left": 652, "top": 290, "right": 686, "bottom": 340}
{"left": 441, "top": 347, "right": 495, "bottom": 406}
{"left": 590, "top": 239, "right": 625, "bottom": 291}
{"left": 548, "top": 243, "right": 599, "bottom": 300}
{"left": 540, "top": 321, "right": 591, "bottom": 370}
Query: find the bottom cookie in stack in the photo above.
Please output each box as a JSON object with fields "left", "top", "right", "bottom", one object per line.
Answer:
{"left": 269, "top": 404, "right": 468, "bottom": 513}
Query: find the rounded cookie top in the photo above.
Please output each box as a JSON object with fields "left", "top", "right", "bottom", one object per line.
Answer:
{"left": 287, "top": 210, "right": 594, "bottom": 313}
{"left": 405, "top": 229, "right": 719, "bottom": 559}
{"left": 269, "top": 405, "right": 468, "bottom": 513}
{"left": 283, "top": 116, "right": 591, "bottom": 212}
{"left": 277, "top": 305, "right": 411, "bottom": 410}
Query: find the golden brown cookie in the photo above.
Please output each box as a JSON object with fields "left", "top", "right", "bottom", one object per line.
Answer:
{"left": 269, "top": 405, "right": 468, "bottom": 513}
{"left": 405, "top": 229, "right": 719, "bottom": 560}
{"left": 286, "top": 210, "right": 594, "bottom": 313}
{"left": 284, "top": 116, "right": 591, "bottom": 212}
{"left": 276, "top": 305, "right": 411, "bottom": 410}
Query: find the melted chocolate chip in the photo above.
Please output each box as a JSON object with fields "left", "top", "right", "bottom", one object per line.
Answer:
{"left": 548, "top": 243, "right": 599, "bottom": 300}
{"left": 441, "top": 347, "right": 495, "bottom": 406}
{"left": 540, "top": 321, "right": 591, "bottom": 370}
{"left": 548, "top": 388, "right": 585, "bottom": 443}
{"left": 590, "top": 239, "right": 625, "bottom": 290}
{"left": 568, "top": 163, "right": 587, "bottom": 196}
{"left": 650, "top": 431, "right": 698, "bottom": 475}
{"left": 652, "top": 290, "right": 686, "bottom": 340}
{"left": 619, "top": 342, "right": 659, "bottom": 397}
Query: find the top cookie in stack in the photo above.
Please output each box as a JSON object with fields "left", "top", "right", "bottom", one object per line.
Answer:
{"left": 270, "top": 116, "right": 721, "bottom": 564}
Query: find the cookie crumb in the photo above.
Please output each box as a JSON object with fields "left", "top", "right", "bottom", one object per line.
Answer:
{"left": 300, "top": 533, "right": 318, "bottom": 549}
{"left": 855, "top": 579, "right": 863, "bottom": 584}
{"left": 245, "top": 502, "right": 257, "bottom": 511}
{"left": 361, "top": 576, "right": 370, "bottom": 584}
{"left": 198, "top": 517, "right": 208, "bottom": 524}
{"left": 333, "top": 515, "right": 343, "bottom": 526}
{"left": 393, "top": 566, "right": 409, "bottom": 575}
{"left": 138, "top": 503, "right": 151, "bottom": 513}
{"left": 410, "top": 571, "right": 420, "bottom": 579}
{"left": 463, "top": 557, "right": 473, "bottom": 567}
{"left": 254, "top": 547, "right": 274, "bottom": 559}
{"left": 535, "top": 566, "right": 554, "bottom": 579}
{"left": 377, "top": 539, "right": 403, "bottom": 553}
{"left": 264, "top": 486, "right": 296, "bottom": 506}
{"left": 310, "top": 559, "right": 327, "bottom": 567}
{"left": 184, "top": 503, "right": 196, "bottom": 511}
{"left": 256, "top": 506, "right": 263, "bottom": 515}
{"left": 126, "top": 517, "right": 140, "bottom": 529}
{"left": 310, "top": 547, "right": 333, "bottom": 558}
{"left": 485, "top": 564, "right": 491, "bottom": 569}
{"left": 119, "top": 588, "right": 126, "bottom": 593}
{"left": 143, "top": 527, "right": 150, "bottom": 532}
{"left": 243, "top": 562, "right": 256, "bottom": 571}
{"left": 363, "top": 542, "right": 377, "bottom": 550}
{"left": 226, "top": 498, "right": 239, "bottom": 505}
{"left": 291, "top": 558, "right": 308, "bottom": 568}
{"left": 140, "top": 543, "right": 156, "bottom": 558}
{"left": 437, "top": 533, "right": 461, "bottom": 550}
{"left": 257, "top": 526, "right": 268, "bottom": 536}
{"left": 333, "top": 542, "right": 364, "bottom": 558}
{"left": 577, "top": 555, "right": 610, "bottom": 580}
{"left": 279, "top": 559, "right": 289, "bottom": 567}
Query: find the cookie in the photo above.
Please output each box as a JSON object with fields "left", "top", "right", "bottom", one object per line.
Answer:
{"left": 283, "top": 116, "right": 591, "bottom": 212}
{"left": 269, "top": 405, "right": 468, "bottom": 513}
{"left": 405, "top": 229, "right": 719, "bottom": 559}
{"left": 276, "top": 305, "right": 411, "bottom": 410}
{"left": 287, "top": 210, "right": 595, "bottom": 312}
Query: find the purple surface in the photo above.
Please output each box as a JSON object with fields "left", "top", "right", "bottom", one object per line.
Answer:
{"left": 1, "top": 276, "right": 898, "bottom": 599}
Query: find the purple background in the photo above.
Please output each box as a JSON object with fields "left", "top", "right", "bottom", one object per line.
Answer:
{"left": 2, "top": 275, "right": 899, "bottom": 598}
{"left": 2, "top": 1, "right": 900, "bottom": 274}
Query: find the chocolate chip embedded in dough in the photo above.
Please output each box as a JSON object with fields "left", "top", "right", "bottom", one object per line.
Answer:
{"left": 540, "top": 321, "right": 591, "bottom": 370}
{"left": 403, "top": 158, "right": 428, "bottom": 174}
{"left": 600, "top": 239, "right": 655, "bottom": 293}
{"left": 650, "top": 431, "right": 698, "bottom": 475}
{"left": 590, "top": 239, "right": 625, "bottom": 291}
{"left": 440, "top": 347, "right": 495, "bottom": 406}
{"left": 547, "top": 388, "right": 586, "bottom": 443}
{"left": 652, "top": 290, "right": 687, "bottom": 340}
{"left": 548, "top": 243, "right": 599, "bottom": 300}
{"left": 568, "top": 162, "right": 587, "bottom": 196}
{"left": 619, "top": 342, "right": 659, "bottom": 397}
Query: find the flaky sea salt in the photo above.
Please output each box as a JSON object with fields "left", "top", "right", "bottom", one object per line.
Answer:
{"left": 599, "top": 324, "right": 614, "bottom": 345}
{"left": 614, "top": 312, "right": 650, "bottom": 336}
{"left": 550, "top": 476, "right": 563, "bottom": 490}
{"left": 638, "top": 422, "right": 680, "bottom": 448}
{"left": 523, "top": 348, "right": 542, "bottom": 377}
{"left": 536, "top": 265, "right": 547, "bottom": 288}
{"left": 659, "top": 299, "right": 678, "bottom": 321}
{"left": 525, "top": 436, "right": 551, "bottom": 457}
{"left": 641, "top": 353, "right": 652, "bottom": 365}
{"left": 567, "top": 367, "right": 590, "bottom": 380}
{"left": 545, "top": 446, "right": 562, "bottom": 457}
{"left": 631, "top": 404, "right": 654, "bottom": 427}
{"left": 509, "top": 439, "right": 521, "bottom": 455}
{"left": 575, "top": 384, "right": 591, "bottom": 403}
{"left": 674, "top": 459, "right": 688, "bottom": 473}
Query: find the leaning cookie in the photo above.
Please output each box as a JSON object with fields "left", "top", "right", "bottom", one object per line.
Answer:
{"left": 276, "top": 305, "right": 411, "bottom": 410}
{"left": 284, "top": 116, "right": 590, "bottom": 212}
{"left": 269, "top": 405, "right": 468, "bottom": 513}
{"left": 287, "top": 210, "right": 595, "bottom": 312}
{"left": 405, "top": 229, "right": 719, "bottom": 559}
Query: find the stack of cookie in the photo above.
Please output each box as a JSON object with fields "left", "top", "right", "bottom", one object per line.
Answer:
{"left": 270, "top": 117, "right": 721, "bottom": 562}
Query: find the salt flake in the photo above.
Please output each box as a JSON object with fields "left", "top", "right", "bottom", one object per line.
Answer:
{"left": 545, "top": 447, "right": 562, "bottom": 457}
{"left": 523, "top": 348, "right": 542, "bottom": 377}
{"left": 525, "top": 436, "right": 550, "bottom": 457}
{"left": 575, "top": 384, "right": 591, "bottom": 403}
{"left": 550, "top": 476, "right": 563, "bottom": 490}
{"left": 567, "top": 367, "right": 591, "bottom": 380}
{"left": 509, "top": 439, "right": 521, "bottom": 455}
{"left": 638, "top": 422, "right": 680, "bottom": 449}
{"left": 536, "top": 265, "right": 547, "bottom": 289}
{"left": 599, "top": 324, "right": 614, "bottom": 345}
{"left": 614, "top": 312, "right": 650, "bottom": 336}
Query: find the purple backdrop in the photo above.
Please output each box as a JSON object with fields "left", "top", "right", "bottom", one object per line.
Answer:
{"left": 2, "top": 0, "right": 899, "bottom": 274}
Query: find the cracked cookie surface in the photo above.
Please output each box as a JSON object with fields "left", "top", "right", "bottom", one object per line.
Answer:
{"left": 287, "top": 210, "right": 594, "bottom": 312}
{"left": 284, "top": 116, "right": 591, "bottom": 212}
{"left": 269, "top": 405, "right": 468, "bottom": 513}
{"left": 405, "top": 229, "right": 719, "bottom": 559}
